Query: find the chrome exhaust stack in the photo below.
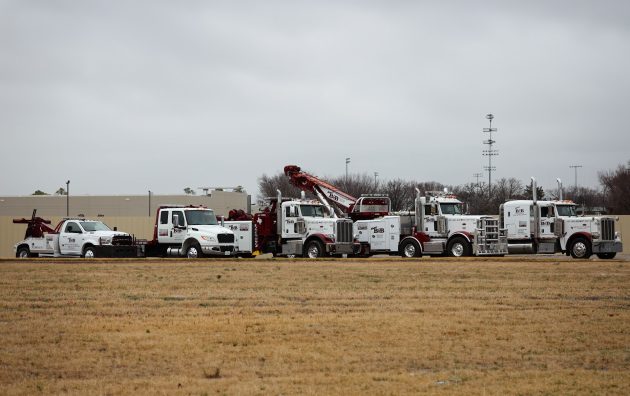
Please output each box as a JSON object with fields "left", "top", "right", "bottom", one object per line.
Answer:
{"left": 531, "top": 177, "right": 537, "bottom": 204}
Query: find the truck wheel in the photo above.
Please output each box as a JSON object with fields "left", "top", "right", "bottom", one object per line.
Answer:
{"left": 400, "top": 239, "right": 421, "bottom": 258}
{"left": 82, "top": 246, "right": 96, "bottom": 258}
{"left": 569, "top": 237, "right": 592, "bottom": 259}
{"left": 186, "top": 244, "right": 203, "bottom": 259}
{"left": 447, "top": 236, "right": 471, "bottom": 257}
{"left": 596, "top": 252, "right": 616, "bottom": 259}
{"left": 16, "top": 246, "right": 31, "bottom": 259}
{"left": 304, "top": 240, "right": 324, "bottom": 259}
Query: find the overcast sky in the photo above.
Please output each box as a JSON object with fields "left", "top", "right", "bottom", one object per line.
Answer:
{"left": 1, "top": 0, "right": 629, "bottom": 198}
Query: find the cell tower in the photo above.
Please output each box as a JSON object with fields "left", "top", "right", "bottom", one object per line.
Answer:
{"left": 482, "top": 114, "right": 498, "bottom": 195}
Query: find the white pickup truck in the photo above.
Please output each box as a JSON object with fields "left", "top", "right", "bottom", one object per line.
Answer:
{"left": 14, "top": 217, "right": 137, "bottom": 258}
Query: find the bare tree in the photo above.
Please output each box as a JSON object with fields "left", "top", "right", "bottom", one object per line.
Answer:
{"left": 599, "top": 161, "right": 630, "bottom": 214}
{"left": 382, "top": 179, "right": 416, "bottom": 211}
{"left": 183, "top": 187, "right": 196, "bottom": 195}
{"left": 258, "top": 172, "right": 303, "bottom": 199}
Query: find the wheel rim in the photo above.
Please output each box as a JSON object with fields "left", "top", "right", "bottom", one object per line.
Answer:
{"left": 187, "top": 247, "right": 199, "bottom": 258}
{"left": 403, "top": 243, "right": 416, "bottom": 258}
{"left": 84, "top": 249, "right": 95, "bottom": 259}
{"left": 572, "top": 241, "right": 587, "bottom": 258}
{"left": 451, "top": 242, "right": 464, "bottom": 257}
{"left": 307, "top": 245, "right": 320, "bottom": 258}
{"left": 18, "top": 250, "right": 29, "bottom": 258}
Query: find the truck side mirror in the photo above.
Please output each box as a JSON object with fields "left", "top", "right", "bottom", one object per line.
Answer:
{"left": 173, "top": 214, "right": 180, "bottom": 228}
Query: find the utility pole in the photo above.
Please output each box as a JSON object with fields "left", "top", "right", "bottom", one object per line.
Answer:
{"left": 374, "top": 171, "right": 379, "bottom": 186}
{"left": 148, "top": 190, "right": 152, "bottom": 217}
{"left": 473, "top": 173, "right": 483, "bottom": 186}
{"left": 66, "top": 180, "right": 70, "bottom": 217}
{"left": 569, "top": 165, "right": 582, "bottom": 190}
{"left": 345, "top": 157, "right": 351, "bottom": 182}
{"left": 483, "top": 114, "right": 498, "bottom": 197}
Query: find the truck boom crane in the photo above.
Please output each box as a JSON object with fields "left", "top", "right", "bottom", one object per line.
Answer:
{"left": 284, "top": 165, "right": 389, "bottom": 221}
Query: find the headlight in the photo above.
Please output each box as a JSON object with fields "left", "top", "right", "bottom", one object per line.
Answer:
{"left": 201, "top": 235, "right": 216, "bottom": 242}
{"left": 592, "top": 232, "right": 600, "bottom": 240}
{"left": 325, "top": 233, "right": 335, "bottom": 239}
{"left": 100, "top": 236, "right": 113, "bottom": 245}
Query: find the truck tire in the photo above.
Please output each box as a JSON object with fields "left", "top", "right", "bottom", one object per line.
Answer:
{"left": 596, "top": 252, "right": 616, "bottom": 259}
{"left": 304, "top": 240, "right": 324, "bottom": 259}
{"left": 186, "top": 243, "right": 203, "bottom": 259}
{"left": 82, "top": 246, "right": 96, "bottom": 258}
{"left": 569, "top": 237, "right": 592, "bottom": 259}
{"left": 400, "top": 239, "right": 421, "bottom": 258}
{"left": 447, "top": 236, "right": 471, "bottom": 257}
{"left": 16, "top": 246, "right": 31, "bottom": 259}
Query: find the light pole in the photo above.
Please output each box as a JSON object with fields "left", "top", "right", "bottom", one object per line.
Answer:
{"left": 66, "top": 180, "right": 70, "bottom": 216}
{"left": 148, "top": 190, "right": 152, "bottom": 217}
{"left": 473, "top": 173, "right": 483, "bottom": 186}
{"left": 569, "top": 165, "right": 582, "bottom": 190}
{"left": 483, "top": 114, "right": 498, "bottom": 197}
{"left": 374, "top": 171, "right": 379, "bottom": 186}
{"left": 345, "top": 157, "right": 351, "bottom": 181}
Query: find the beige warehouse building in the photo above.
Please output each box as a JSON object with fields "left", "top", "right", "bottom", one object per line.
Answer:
{"left": 0, "top": 191, "right": 250, "bottom": 257}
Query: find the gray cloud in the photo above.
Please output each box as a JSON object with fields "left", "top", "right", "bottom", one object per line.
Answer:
{"left": 1, "top": 1, "right": 628, "bottom": 197}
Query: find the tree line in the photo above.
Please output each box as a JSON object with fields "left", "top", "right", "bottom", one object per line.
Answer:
{"left": 258, "top": 160, "right": 630, "bottom": 215}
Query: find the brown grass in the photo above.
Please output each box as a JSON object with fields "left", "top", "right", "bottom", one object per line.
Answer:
{"left": 0, "top": 257, "right": 629, "bottom": 395}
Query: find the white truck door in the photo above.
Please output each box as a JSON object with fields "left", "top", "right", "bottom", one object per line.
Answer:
{"left": 424, "top": 204, "right": 438, "bottom": 237}
{"left": 538, "top": 205, "right": 556, "bottom": 238}
{"left": 59, "top": 221, "right": 83, "bottom": 255}
{"left": 168, "top": 210, "right": 187, "bottom": 245}
{"left": 282, "top": 204, "right": 302, "bottom": 239}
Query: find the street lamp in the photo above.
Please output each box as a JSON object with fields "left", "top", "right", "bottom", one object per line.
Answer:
{"left": 66, "top": 180, "right": 70, "bottom": 216}
{"left": 374, "top": 171, "right": 379, "bottom": 186}
{"left": 345, "top": 157, "right": 351, "bottom": 181}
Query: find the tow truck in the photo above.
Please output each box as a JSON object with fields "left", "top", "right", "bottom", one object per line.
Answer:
{"left": 500, "top": 178, "right": 622, "bottom": 259}
{"left": 13, "top": 210, "right": 136, "bottom": 258}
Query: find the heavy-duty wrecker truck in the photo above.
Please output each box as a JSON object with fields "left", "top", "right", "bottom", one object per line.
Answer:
{"left": 225, "top": 191, "right": 357, "bottom": 258}
{"left": 284, "top": 165, "right": 508, "bottom": 257}
{"left": 500, "top": 178, "right": 622, "bottom": 259}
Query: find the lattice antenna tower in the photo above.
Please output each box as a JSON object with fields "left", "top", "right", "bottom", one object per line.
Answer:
{"left": 483, "top": 114, "right": 498, "bottom": 194}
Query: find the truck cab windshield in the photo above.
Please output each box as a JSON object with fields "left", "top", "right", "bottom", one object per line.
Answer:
{"left": 185, "top": 210, "right": 218, "bottom": 225}
{"left": 80, "top": 221, "right": 111, "bottom": 232}
{"left": 300, "top": 205, "right": 327, "bottom": 217}
{"left": 440, "top": 203, "right": 463, "bottom": 215}
{"left": 556, "top": 205, "right": 577, "bottom": 217}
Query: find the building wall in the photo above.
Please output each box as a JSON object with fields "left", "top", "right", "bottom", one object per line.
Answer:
{"left": 0, "top": 191, "right": 248, "bottom": 218}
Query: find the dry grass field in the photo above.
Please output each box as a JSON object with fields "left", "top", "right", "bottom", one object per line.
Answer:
{"left": 0, "top": 257, "right": 628, "bottom": 395}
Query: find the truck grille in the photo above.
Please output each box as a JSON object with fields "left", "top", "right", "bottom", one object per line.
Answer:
{"left": 336, "top": 220, "right": 353, "bottom": 243}
{"left": 112, "top": 235, "right": 133, "bottom": 246}
{"left": 600, "top": 218, "right": 615, "bottom": 241}
{"left": 218, "top": 234, "right": 235, "bottom": 243}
